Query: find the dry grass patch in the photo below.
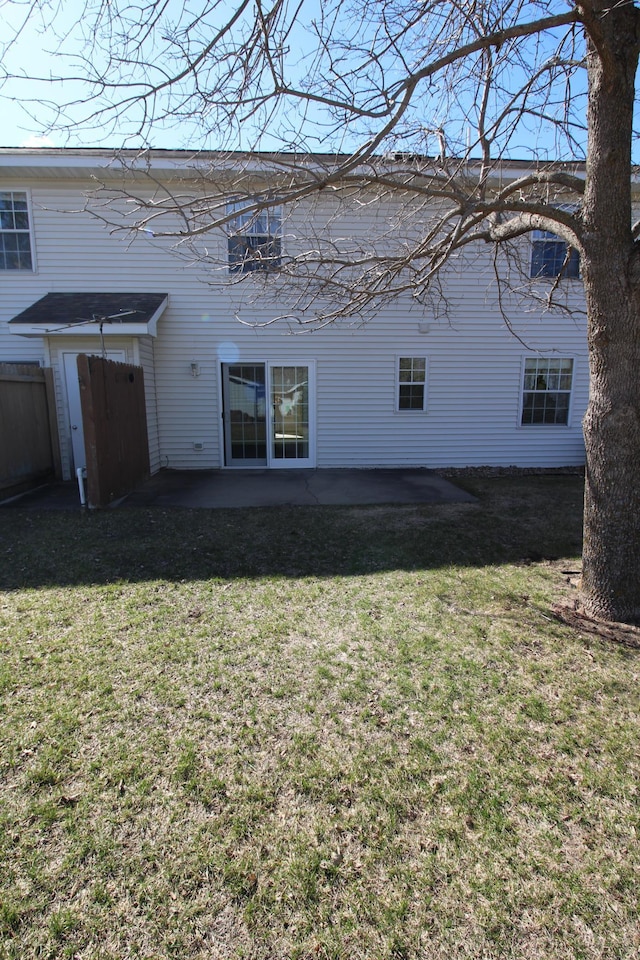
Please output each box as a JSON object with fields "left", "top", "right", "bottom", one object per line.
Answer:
{"left": 0, "top": 476, "right": 638, "bottom": 959}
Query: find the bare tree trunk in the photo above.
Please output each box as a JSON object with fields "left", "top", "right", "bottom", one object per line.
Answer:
{"left": 580, "top": 1, "right": 640, "bottom": 623}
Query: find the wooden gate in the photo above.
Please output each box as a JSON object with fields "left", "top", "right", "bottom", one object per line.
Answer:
{"left": 77, "top": 355, "right": 150, "bottom": 508}
{"left": 0, "top": 362, "right": 61, "bottom": 495}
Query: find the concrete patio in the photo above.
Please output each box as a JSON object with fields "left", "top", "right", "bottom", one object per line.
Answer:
{"left": 1, "top": 468, "right": 477, "bottom": 511}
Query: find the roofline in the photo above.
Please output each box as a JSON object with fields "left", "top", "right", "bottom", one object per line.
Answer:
{"left": 0, "top": 145, "right": 589, "bottom": 181}
{"left": 0, "top": 146, "right": 581, "bottom": 163}
{"left": 10, "top": 321, "right": 161, "bottom": 339}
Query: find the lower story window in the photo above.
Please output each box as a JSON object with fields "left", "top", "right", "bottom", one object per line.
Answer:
{"left": 398, "top": 356, "right": 427, "bottom": 411}
{"left": 521, "top": 357, "right": 573, "bottom": 425}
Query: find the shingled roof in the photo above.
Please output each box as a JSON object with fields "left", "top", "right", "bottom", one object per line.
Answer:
{"left": 8, "top": 293, "right": 168, "bottom": 332}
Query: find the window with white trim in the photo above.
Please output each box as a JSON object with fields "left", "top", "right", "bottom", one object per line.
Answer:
{"left": 0, "top": 191, "right": 33, "bottom": 270}
{"left": 530, "top": 205, "right": 580, "bottom": 279}
{"left": 397, "top": 357, "right": 427, "bottom": 411}
{"left": 521, "top": 357, "right": 573, "bottom": 425}
{"left": 227, "top": 199, "right": 281, "bottom": 273}
{"left": 530, "top": 230, "right": 580, "bottom": 278}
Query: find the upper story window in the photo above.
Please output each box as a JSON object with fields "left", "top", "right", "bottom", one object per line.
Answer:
{"left": 0, "top": 191, "right": 33, "bottom": 270}
{"left": 227, "top": 199, "right": 281, "bottom": 273}
{"left": 530, "top": 205, "right": 580, "bottom": 279}
{"left": 521, "top": 357, "right": 573, "bottom": 425}
{"left": 530, "top": 230, "right": 580, "bottom": 278}
{"left": 397, "top": 356, "right": 427, "bottom": 411}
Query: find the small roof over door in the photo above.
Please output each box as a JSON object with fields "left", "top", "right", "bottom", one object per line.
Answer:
{"left": 8, "top": 292, "right": 168, "bottom": 337}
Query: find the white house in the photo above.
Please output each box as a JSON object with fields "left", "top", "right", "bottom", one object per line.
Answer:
{"left": 0, "top": 148, "right": 588, "bottom": 480}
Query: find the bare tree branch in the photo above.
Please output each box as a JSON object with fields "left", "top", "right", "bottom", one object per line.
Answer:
{"left": 3, "top": 0, "right": 640, "bottom": 619}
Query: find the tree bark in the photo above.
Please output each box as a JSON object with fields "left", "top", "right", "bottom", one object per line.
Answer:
{"left": 580, "top": 0, "right": 640, "bottom": 623}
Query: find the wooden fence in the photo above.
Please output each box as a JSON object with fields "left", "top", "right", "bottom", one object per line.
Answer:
{"left": 0, "top": 363, "right": 61, "bottom": 495}
{"left": 78, "top": 355, "right": 150, "bottom": 508}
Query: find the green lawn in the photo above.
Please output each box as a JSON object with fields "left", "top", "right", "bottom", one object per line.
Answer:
{"left": 1, "top": 476, "right": 638, "bottom": 959}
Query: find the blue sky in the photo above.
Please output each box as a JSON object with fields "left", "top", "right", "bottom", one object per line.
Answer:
{"left": 0, "top": 0, "right": 592, "bottom": 159}
{"left": 0, "top": 0, "right": 334, "bottom": 150}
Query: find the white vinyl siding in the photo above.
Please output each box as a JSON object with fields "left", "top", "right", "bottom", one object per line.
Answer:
{"left": 0, "top": 168, "right": 589, "bottom": 471}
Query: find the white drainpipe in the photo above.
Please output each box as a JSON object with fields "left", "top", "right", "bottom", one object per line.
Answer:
{"left": 76, "top": 466, "right": 87, "bottom": 506}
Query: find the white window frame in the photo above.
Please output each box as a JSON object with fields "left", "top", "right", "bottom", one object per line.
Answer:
{"left": 0, "top": 188, "right": 36, "bottom": 272}
{"left": 396, "top": 355, "right": 428, "bottom": 412}
{"left": 519, "top": 356, "right": 575, "bottom": 427}
{"left": 226, "top": 198, "right": 282, "bottom": 274}
{"left": 529, "top": 204, "right": 580, "bottom": 280}
{"left": 218, "top": 359, "right": 316, "bottom": 468}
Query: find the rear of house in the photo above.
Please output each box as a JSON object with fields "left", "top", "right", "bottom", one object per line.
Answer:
{"left": 0, "top": 148, "right": 588, "bottom": 483}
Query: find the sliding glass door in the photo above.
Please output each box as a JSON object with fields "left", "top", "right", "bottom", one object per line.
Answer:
{"left": 222, "top": 362, "right": 314, "bottom": 467}
{"left": 222, "top": 363, "right": 267, "bottom": 465}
